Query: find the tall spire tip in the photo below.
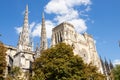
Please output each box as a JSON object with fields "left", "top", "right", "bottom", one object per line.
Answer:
{"left": 42, "top": 12, "right": 44, "bottom": 19}
{"left": 26, "top": 4, "right": 28, "bottom": 11}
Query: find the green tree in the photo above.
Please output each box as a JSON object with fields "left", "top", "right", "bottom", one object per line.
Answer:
{"left": 112, "top": 65, "right": 120, "bottom": 80}
{"left": 0, "top": 42, "right": 7, "bottom": 80}
{"left": 84, "top": 63, "right": 105, "bottom": 80}
{"left": 32, "top": 43, "right": 104, "bottom": 80}
{"left": 6, "top": 66, "right": 23, "bottom": 80}
{"left": 32, "top": 43, "right": 85, "bottom": 80}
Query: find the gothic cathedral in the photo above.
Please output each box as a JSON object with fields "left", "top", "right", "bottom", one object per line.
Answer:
{"left": 5, "top": 5, "right": 113, "bottom": 80}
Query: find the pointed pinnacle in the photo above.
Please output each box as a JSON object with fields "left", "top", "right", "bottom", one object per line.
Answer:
{"left": 42, "top": 12, "right": 44, "bottom": 19}
{"left": 26, "top": 4, "right": 28, "bottom": 12}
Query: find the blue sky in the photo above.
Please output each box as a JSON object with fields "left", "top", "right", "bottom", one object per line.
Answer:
{"left": 0, "top": 0, "right": 120, "bottom": 65}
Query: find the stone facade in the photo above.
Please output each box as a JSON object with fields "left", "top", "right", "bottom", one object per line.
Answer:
{"left": 5, "top": 45, "right": 16, "bottom": 77}
{"left": 4, "top": 5, "right": 113, "bottom": 80}
{"left": 4, "top": 5, "right": 34, "bottom": 79}
{"left": 13, "top": 5, "right": 34, "bottom": 72}
{"left": 4, "top": 5, "right": 47, "bottom": 79}
{"left": 51, "top": 22, "right": 103, "bottom": 73}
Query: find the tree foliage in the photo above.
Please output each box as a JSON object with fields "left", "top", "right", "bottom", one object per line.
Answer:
{"left": 6, "top": 66, "right": 23, "bottom": 80}
{"left": 32, "top": 43, "right": 104, "bottom": 80}
{"left": 84, "top": 63, "right": 105, "bottom": 80}
{"left": 112, "top": 65, "right": 120, "bottom": 80}
{"left": 0, "top": 42, "right": 7, "bottom": 80}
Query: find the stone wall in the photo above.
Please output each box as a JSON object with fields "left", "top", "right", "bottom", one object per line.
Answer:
{"left": 52, "top": 22, "right": 103, "bottom": 73}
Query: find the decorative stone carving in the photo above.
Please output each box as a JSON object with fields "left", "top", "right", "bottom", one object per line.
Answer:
{"left": 51, "top": 22, "right": 103, "bottom": 73}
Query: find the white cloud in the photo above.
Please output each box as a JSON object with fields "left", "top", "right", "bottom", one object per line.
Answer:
{"left": 29, "top": 22, "right": 36, "bottom": 33}
{"left": 45, "top": 0, "right": 91, "bottom": 14}
{"left": 68, "top": 19, "right": 87, "bottom": 33}
{"left": 45, "top": 0, "right": 69, "bottom": 14}
{"left": 45, "top": 0, "right": 92, "bottom": 33}
{"left": 15, "top": 22, "right": 35, "bottom": 34}
{"left": 65, "top": 0, "right": 91, "bottom": 7}
{"left": 22, "top": 10, "right": 25, "bottom": 15}
{"left": 45, "top": 20, "right": 55, "bottom": 38}
{"left": 31, "top": 20, "right": 54, "bottom": 38}
{"left": 94, "top": 40, "right": 96, "bottom": 44}
{"left": 113, "top": 59, "right": 120, "bottom": 66}
{"left": 15, "top": 0, "right": 92, "bottom": 39}
{"left": 85, "top": 6, "right": 91, "bottom": 12}
{"left": 15, "top": 27, "right": 22, "bottom": 34}
{"left": 54, "top": 9, "right": 79, "bottom": 23}
{"left": 31, "top": 23, "right": 41, "bottom": 37}
{"left": 15, "top": 20, "right": 54, "bottom": 39}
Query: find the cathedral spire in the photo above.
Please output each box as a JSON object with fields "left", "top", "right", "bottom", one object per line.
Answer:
{"left": 42, "top": 12, "right": 44, "bottom": 19}
{"left": 40, "top": 12, "right": 48, "bottom": 52}
{"left": 109, "top": 59, "right": 114, "bottom": 70}
{"left": 17, "top": 5, "right": 32, "bottom": 51}
{"left": 104, "top": 58, "right": 110, "bottom": 74}
{"left": 99, "top": 56, "right": 106, "bottom": 74}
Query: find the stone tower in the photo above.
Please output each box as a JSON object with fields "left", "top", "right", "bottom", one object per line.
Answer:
{"left": 51, "top": 22, "right": 103, "bottom": 73}
{"left": 40, "top": 13, "right": 48, "bottom": 52}
{"left": 13, "top": 5, "right": 33, "bottom": 73}
{"left": 17, "top": 5, "right": 32, "bottom": 51}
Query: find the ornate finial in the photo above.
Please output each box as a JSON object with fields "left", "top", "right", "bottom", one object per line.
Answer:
{"left": 26, "top": 4, "right": 28, "bottom": 10}
{"left": 25, "top": 4, "right": 28, "bottom": 16}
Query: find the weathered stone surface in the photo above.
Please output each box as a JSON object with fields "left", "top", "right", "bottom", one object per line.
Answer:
{"left": 51, "top": 22, "right": 103, "bottom": 73}
{"left": 4, "top": 6, "right": 105, "bottom": 79}
{"left": 13, "top": 5, "right": 33, "bottom": 69}
{"left": 40, "top": 12, "right": 48, "bottom": 52}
